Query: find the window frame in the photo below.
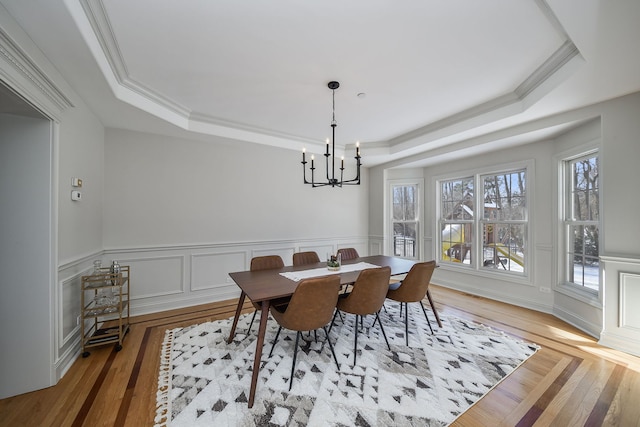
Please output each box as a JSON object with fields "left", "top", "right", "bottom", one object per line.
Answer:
{"left": 388, "top": 179, "right": 423, "bottom": 260}
{"left": 435, "top": 160, "right": 532, "bottom": 282}
{"left": 559, "top": 150, "right": 601, "bottom": 297}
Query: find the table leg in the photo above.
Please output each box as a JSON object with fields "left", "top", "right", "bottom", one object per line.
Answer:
{"left": 248, "top": 299, "right": 270, "bottom": 408}
{"left": 227, "top": 291, "right": 247, "bottom": 344}
{"left": 426, "top": 289, "right": 443, "bottom": 328}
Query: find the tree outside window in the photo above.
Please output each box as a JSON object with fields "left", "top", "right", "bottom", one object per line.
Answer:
{"left": 392, "top": 184, "right": 419, "bottom": 258}
{"left": 481, "top": 170, "right": 527, "bottom": 273}
{"left": 438, "top": 168, "right": 528, "bottom": 276}
{"left": 565, "top": 154, "right": 599, "bottom": 291}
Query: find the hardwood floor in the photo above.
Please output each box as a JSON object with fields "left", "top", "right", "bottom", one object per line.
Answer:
{"left": 1, "top": 285, "right": 639, "bottom": 426}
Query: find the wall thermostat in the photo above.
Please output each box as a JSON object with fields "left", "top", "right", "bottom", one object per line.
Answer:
{"left": 71, "top": 190, "right": 82, "bottom": 201}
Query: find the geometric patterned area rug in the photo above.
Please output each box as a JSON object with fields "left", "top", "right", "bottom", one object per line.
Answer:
{"left": 154, "top": 303, "right": 538, "bottom": 427}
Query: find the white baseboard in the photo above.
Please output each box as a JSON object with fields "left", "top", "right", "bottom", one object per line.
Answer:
{"left": 599, "top": 331, "right": 640, "bottom": 358}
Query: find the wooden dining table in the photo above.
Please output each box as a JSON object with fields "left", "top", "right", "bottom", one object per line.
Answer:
{"left": 227, "top": 254, "right": 417, "bottom": 407}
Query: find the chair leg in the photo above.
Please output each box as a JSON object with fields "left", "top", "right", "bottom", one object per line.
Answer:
{"left": 353, "top": 315, "right": 359, "bottom": 367}
{"left": 419, "top": 302, "right": 434, "bottom": 334}
{"left": 289, "top": 331, "right": 301, "bottom": 391}
{"left": 268, "top": 326, "right": 282, "bottom": 358}
{"left": 426, "top": 289, "right": 443, "bottom": 328}
{"left": 399, "top": 302, "right": 404, "bottom": 318}
{"left": 323, "top": 326, "right": 340, "bottom": 370}
{"left": 328, "top": 309, "right": 340, "bottom": 335}
{"left": 376, "top": 311, "right": 391, "bottom": 351}
{"left": 404, "top": 303, "right": 409, "bottom": 346}
{"left": 248, "top": 309, "right": 258, "bottom": 333}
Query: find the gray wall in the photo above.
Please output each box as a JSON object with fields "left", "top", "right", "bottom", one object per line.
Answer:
{"left": 369, "top": 92, "right": 640, "bottom": 355}
{"left": 99, "top": 127, "right": 370, "bottom": 316}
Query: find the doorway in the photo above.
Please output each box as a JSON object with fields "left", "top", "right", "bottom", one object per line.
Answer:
{"left": 0, "top": 82, "right": 55, "bottom": 398}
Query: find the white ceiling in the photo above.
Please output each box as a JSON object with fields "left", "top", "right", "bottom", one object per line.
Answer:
{"left": 2, "top": 0, "right": 639, "bottom": 167}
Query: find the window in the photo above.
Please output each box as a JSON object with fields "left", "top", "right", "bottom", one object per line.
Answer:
{"left": 563, "top": 153, "right": 599, "bottom": 292}
{"left": 440, "top": 177, "right": 474, "bottom": 264}
{"left": 392, "top": 183, "right": 419, "bottom": 258}
{"left": 438, "top": 166, "right": 528, "bottom": 276}
{"left": 480, "top": 170, "right": 527, "bottom": 273}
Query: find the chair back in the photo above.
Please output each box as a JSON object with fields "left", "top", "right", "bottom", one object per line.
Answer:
{"left": 292, "top": 251, "right": 320, "bottom": 266}
{"left": 337, "top": 247, "right": 359, "bottom": 261}
{"left": 250, "top": 255, "right": 284, "bottom": 271}
{"left": 273, "top": 275, "right": 341, "bottom": 331}
{"left": 338, "top": 267, "right": 391, "bottom": 316}
{"left": 386, "top": 261, "right": 436, "bottom": 303}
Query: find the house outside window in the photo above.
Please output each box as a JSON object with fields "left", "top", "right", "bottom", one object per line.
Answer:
{"left": 438, "top": 165, "right": 529, "bottom": 277}
{"left": 480, "top": 169, "right": 527, "bottom": 274}
{"left": 563, "top": 153, "right": 600, "bottom": 293}
{"left": 440, "top": 177, "right": 474, "bottom": 265}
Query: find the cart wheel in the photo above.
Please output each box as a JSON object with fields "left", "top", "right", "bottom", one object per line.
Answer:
{"left": 115, "top": 344, "right": 123, "bottom": 352}
{"left": 82, "top": 351, "right": 90, "bottom": 358}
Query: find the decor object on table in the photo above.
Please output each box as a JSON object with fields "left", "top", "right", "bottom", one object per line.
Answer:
{"left": 154, "top": 304, "right": 538, "bottom": 427}
{"left": 301, "top": 81, "right": 362, "bottom": 187}
{"left": 326, "top": 252, "right": 341, "bottom": 271}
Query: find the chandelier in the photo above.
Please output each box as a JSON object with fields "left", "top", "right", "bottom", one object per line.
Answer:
{"left": 301, "top": 81, "right": 362, "bottom": 187}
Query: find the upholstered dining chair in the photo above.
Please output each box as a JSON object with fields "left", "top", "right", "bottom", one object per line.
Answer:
{"left": 329, "top": 266, "right": 392, "bottom": 367}
{"left": 385, "top": 260, "right": 439, "bottom": 346}
{"left": 336, "top": 247, "right": 359, "bottom": 261}
{"left": 292, "top": 251, "right": 320, "bottom": 266}
{"left": 267, "top": 275, "right": 341, "bottom": 390}
{"left": 246, "top": 255, "right": 286, "bottom": 334}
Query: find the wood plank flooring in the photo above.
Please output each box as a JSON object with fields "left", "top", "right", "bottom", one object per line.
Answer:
{"left": 1, "top": 285, "right": 639, "bottom": 426}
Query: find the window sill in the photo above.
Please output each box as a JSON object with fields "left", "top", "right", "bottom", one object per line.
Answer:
{"left": 438, "top": 262, "right": 534, "bottom": 287}
{"left": 555, "top": 283, "right": 602, "bottom": 308}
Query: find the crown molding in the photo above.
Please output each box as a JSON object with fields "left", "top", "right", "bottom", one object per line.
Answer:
{"left": 0, "top": 27, "right": 74, "bottom": 114}
{"left": 79, "top": 0, "right": 191, "bottom": 118}
{"left": 76, "top": 0, "right": 583, "bottom": 160}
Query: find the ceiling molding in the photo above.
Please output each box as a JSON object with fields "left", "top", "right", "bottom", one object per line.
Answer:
{"left": 386, "top": 39, "right": 582, "bottom": 155}
{"left": 515, "top": 40, "right": 580, "bottom": 100}
{"left": 76, "top": 0, "right": 584, "bottom": 162}
{"left": 80, "top": 0, "right": 191, "bottom": 118}
{"left": 0, "top": 27, "right": 73, "bottom": 113}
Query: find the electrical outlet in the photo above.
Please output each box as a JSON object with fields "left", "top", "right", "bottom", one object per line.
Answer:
{"left": 539, "top": 287, "right": 551, "bottom": 293}
{"left": 76, "top": 315, "right": 81, "bottom": 326}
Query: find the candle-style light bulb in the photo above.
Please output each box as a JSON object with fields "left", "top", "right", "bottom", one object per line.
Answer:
{"left": 341, "top": 156, "right": 344, "bottom": 169}
{"left": 356, "top": 140, "right": 360, "bottom": 157}
{"left": 302, "top": 147, "right": 306, "bottom": 162}
{"left": 326, "top": 138, "right": 330, "bottom": 155}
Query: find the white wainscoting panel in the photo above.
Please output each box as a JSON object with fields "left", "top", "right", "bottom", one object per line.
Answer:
{"left": 117, "top": 255, "right": 185, "bottom": 299}
{"left": 251, "top": 247, "right": 296, "bottom": 266}
{"left": 191, "top": 251, "right": 246, "bottom": 291}
{"left": 600, "top": 256, "right": 640, "bottom": 357}
{"left": 620, "top": 272, "right": 640, "bottom": 331}
{"left": 60, "top": 273, "right": 83, "bottom": 348}
{"left": 298, "top": 244, "right": 334, "bottom": 260}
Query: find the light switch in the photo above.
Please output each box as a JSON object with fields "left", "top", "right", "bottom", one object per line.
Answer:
{"left": 72, "top": 177, "right": 83, "bottom": 187}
